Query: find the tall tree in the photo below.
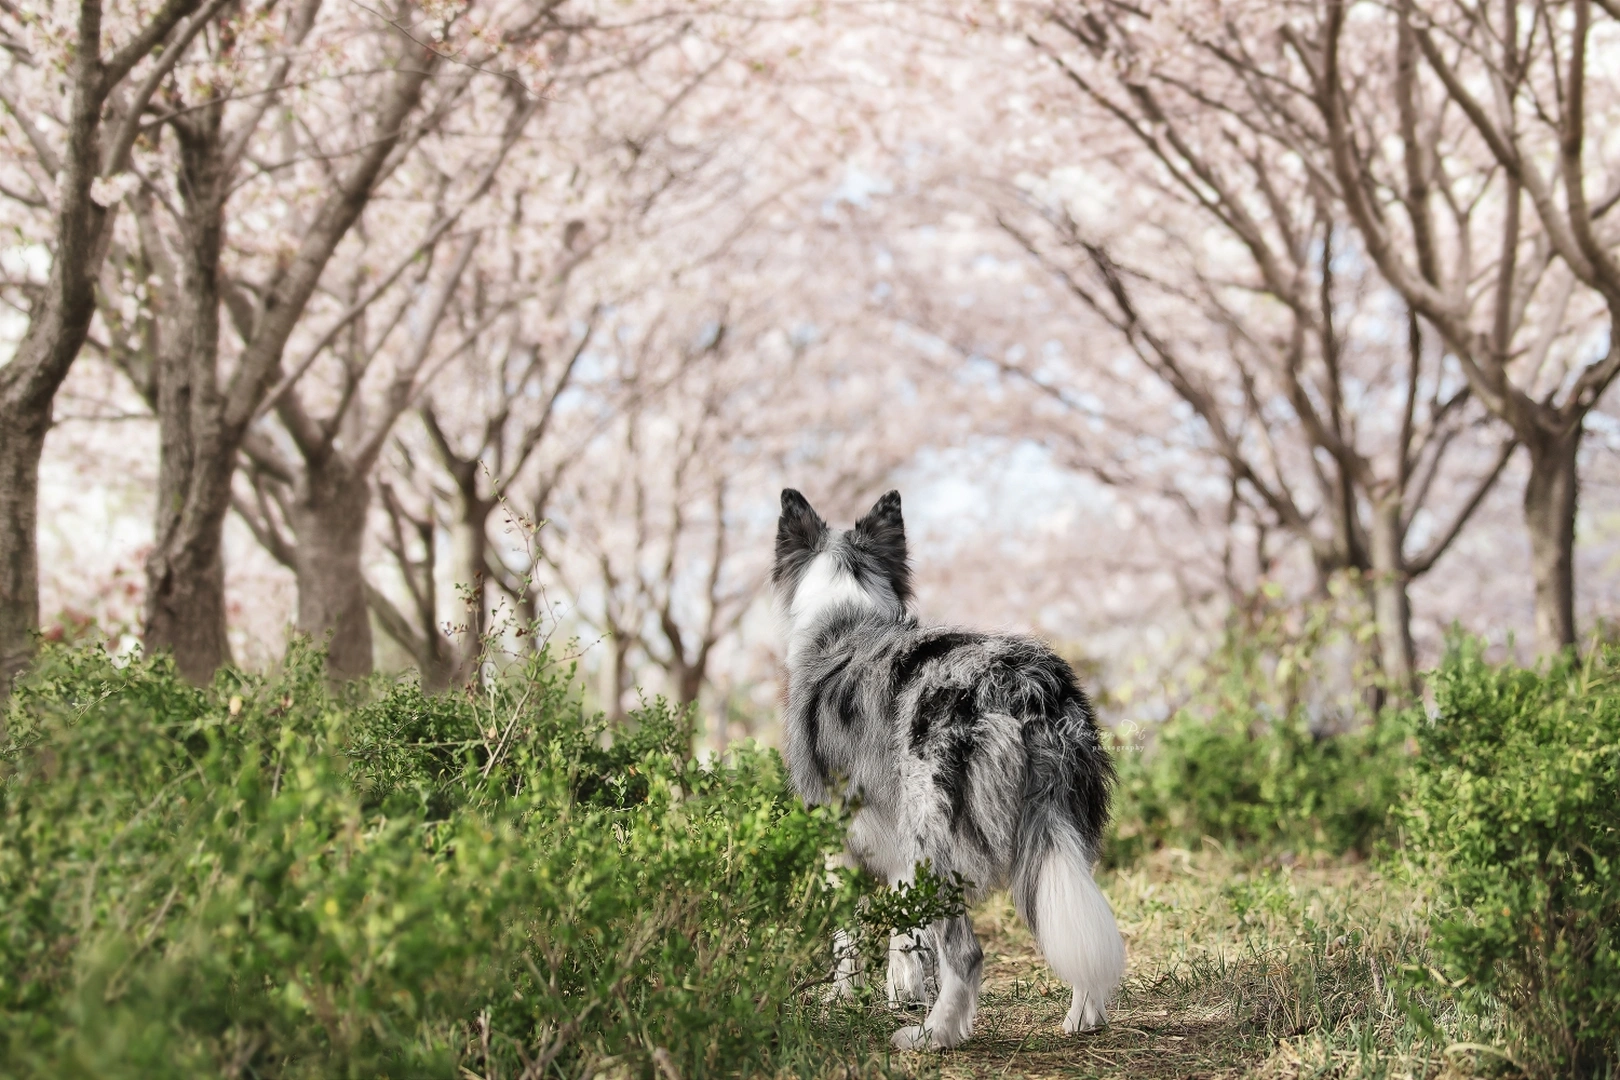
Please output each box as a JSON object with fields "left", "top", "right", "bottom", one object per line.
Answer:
{"left": 111, "top": 0, "right": 454, "bottom": 680}
{"left": 363, "top": 15, "right": 773, "bottom": 689}
{"left": 1315, "top": 0, "right": 1620, "bottom": 653}
{"left": 0, "top": 0, "right": 219, "bottom": 690}
{"left": 230, "top": 83, "right": 542, "bottom": 680}
{"left": 1005, "top": 8, "right": 1521, "bottom": 688}
{"left": 540, "top": 316, "right": 747, "bottom": 717}
{"left": 1032, "top": 0, "right": 1620, "bottom": 654}
{"left": 233, "top": 233, "right": 481, "bottom": 681}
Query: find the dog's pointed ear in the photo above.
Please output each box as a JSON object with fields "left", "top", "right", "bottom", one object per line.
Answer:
{"left": 774, "top": 488, "right": 827, "bottom": 587}
{"left": 851, "top": 490, "right": 911, "bottom": 606}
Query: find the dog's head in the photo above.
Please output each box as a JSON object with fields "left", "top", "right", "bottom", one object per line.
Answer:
{"left": 773, "top": 489, "right": 911, "bottom": 641}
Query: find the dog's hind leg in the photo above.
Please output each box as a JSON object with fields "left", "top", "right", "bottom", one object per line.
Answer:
{"left": 826, "top": 927, "right": 864, "bottom": 1000}
{"left": 886, "top": 929, "right": 933, "bottom": 1007}
{"left": 891, "top": 915, "right": 981, "bottom": 1050}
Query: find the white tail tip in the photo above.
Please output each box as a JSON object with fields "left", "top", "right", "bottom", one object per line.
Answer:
{"left": 1034, "top": 843, "right": 1125, "bottom": 1030}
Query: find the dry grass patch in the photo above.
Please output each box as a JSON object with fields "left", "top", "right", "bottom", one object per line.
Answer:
{"left": 826, "top": 848, "right": 1482, "bottom": 1080}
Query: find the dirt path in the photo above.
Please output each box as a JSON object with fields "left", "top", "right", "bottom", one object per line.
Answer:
{"left": 850, "top": 850, "right": 1443, "bottom": 1080}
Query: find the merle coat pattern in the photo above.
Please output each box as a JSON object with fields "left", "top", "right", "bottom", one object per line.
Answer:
{"left": 773, "top": 488, "right": 1126, "bottom": 1051}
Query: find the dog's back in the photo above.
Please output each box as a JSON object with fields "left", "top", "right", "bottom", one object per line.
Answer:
{"left": 782, "top": 613, "right": 1111, "bottom": 883}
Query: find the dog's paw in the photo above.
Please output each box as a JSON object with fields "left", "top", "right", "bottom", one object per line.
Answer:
{"left": 1062, "top": 1003, "right": 1107, "bottom": 1034}
{"left": 891, "top": 1019, "right": 970, "bottom": 1051}
{"left": 821, "top": 979, "right": 857, "bottom": 1004}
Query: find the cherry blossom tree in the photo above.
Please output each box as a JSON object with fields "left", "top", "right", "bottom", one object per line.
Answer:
{"left": 91, "top": 0, "right": 430, "bottom": 679}
{"left": 228, "top": 90, "right": 538, "bottom": 681}
{"left": 93, "top": 0, "right": 579, "bottom": 681}
{"left": 1316, "top": 0, "right": 1620, "bottom": 654}
{"left": 987, "top": 6, "right": 1524, "bottom": 689}
{"left": 366, "top": 299, "right": 600, "bottom": 690}
{"left": 1018, "top": 0, "right": 1620, "bottom": 655}
{"left": 359, "top": 9, "right": 770, "bottom": 689}
{"left": 0, "top": 0, "right": 221, "bottom": 690}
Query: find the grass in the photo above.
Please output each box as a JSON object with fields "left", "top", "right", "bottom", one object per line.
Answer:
{"left": 12, "top": 636, "right": 1570, "bottom": 1078}
{"left": 809, "top": 848, "right": 1489, "bottom": 1080}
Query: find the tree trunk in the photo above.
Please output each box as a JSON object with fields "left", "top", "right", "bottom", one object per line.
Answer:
{"left": 144, "top": 510, "right": 232, "bottom": 682}
{"left": 450, "top": 495, "right": 492, "bottom": 643}
{"left": 143, "top": 100, "right": 232, "bottom": 682}
{"left": 605, "top": 629, "right": 631, "bottom": 724}
{"left": 289, "top": 457, "right": 373, "bottom": 681}
{"left": 0, "top": 413, "right": 50, "bottom": 694}
{"left": 1523, "top": 423, "right": 1580, "bottom": 655}
{"left": 0, "top": 1, "right": 116, "bottom": 693}
{"left": 363, "top": 577, "right": 459, "bottom": 692}
{"left": 419, "top": 643, "right": 459, "bottom": 693}
{"left": 144, "top": 241, "right": 232, "bottom": 685}
{"left": 143, "top": 366, "right": 237, "bottom": 683}
{"left": 1368, "top": 497, "right": 1416, "bottom": 696}
{"left": 677, "top": 665, "right": 703, "bottom": 709}
{"left": 364, "top": 486, "right": 480, "bottom": 694}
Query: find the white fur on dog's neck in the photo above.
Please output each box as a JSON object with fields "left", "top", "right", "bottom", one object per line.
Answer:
{"left": 782, "top": 547, "right": 903, "bottom": 666}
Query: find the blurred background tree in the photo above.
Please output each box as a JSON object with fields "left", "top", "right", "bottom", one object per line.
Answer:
{"left": 3, "top": 0, "right": 1618, "bottom": 735}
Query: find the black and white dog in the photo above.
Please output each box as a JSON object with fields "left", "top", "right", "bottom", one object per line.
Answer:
{"left": 773, "top": 488, "right": 1124, "bottom": 1050}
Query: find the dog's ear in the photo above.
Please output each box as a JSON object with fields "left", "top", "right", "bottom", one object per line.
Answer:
{"left": 774, "top": 488, "right": 827, "bottom": 587}
{"left": 851, "top": 490, "right": 911, "bottom": 606}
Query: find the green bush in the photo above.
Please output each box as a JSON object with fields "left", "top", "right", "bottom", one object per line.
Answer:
{"left": 0, "top": 641, "right": 896, "bottom": 1079}
{"left": 1109, "top": 706, "right": 1410, "bottom": 864}
{"left": 1106, "top": 580, "right": 1411, "bottom": 863}
{"left": 1406, "top": 641, "right": 1620, "bottom": 1078}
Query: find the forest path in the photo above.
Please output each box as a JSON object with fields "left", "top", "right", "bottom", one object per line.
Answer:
{"left": 865, "top": 851, "right": 1435, "bottom": 1080}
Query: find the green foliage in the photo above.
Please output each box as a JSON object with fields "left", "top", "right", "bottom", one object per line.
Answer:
{"left": 1109, "top": 706, "right": 1411, "bottom": 864}
{"left": 0, "top": 642, "right": 895, "bottom": 1079}
{"left": 1107, "top": 580, "right": 1411, "bottom": 864}
{"left": 1406, "top": 640, "right": 1620, "bottom": 1079}
{"left": 852, "top": 861, "right": 967, "bottom": 979}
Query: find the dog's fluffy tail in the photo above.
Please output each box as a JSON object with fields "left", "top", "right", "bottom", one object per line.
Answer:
{"left": 1011, "top": 705, "right": 1125, "bottom": 1027}
{"left": 1019, "top": 830, "right": 1124, "bottom": 1026}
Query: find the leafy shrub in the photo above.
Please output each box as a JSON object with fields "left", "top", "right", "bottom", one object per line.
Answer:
{"left": 1106, "top": 580, "right": 1411, "bottom": 863}
{"left": 1406, "top": 641, "right": 1620, "bottom": 1078}
{"left": 0, "top": 641, "right": 896, "bottom": 1079}
{"left": 1109, "top": 706, "right": 1410, "bottom": 864}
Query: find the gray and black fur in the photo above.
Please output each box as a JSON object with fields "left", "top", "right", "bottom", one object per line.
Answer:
{"left": 774, "top": 488, "right": 1126, "bottom": 1050}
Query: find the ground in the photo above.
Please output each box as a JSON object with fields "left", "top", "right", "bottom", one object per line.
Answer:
{"left": 825, "top": 848, "right": 1493, "bottom": 1080}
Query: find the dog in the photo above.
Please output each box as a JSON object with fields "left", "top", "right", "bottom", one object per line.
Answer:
{"left": 772, "top": 488, "right": 1125, "bottom": 1051}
